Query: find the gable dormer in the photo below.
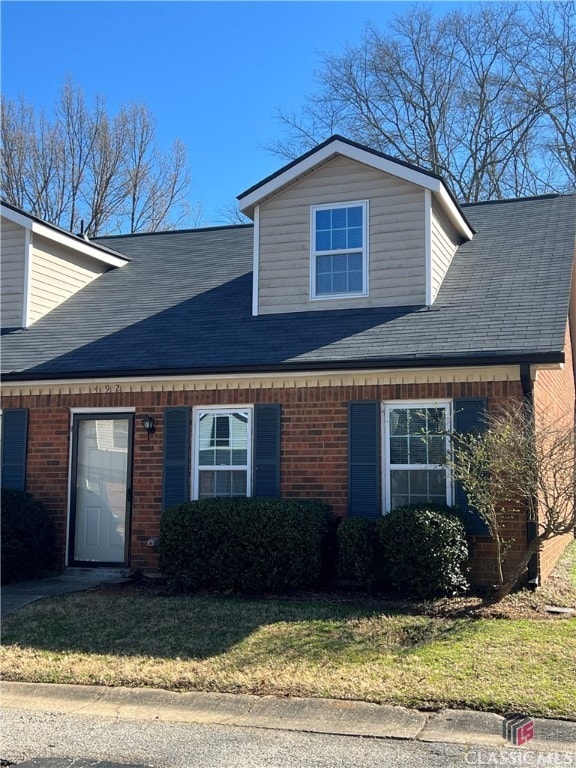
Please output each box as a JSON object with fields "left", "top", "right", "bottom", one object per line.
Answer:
{"left": 1, "top": 202, "right": 128, "bottom": 330}
{"left": 238, "top": 136, "right": 473, "bottom": 316}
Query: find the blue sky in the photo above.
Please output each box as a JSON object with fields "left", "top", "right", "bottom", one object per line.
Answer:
{"left": 2, "top": 1, "right": 460, "bottom": 226}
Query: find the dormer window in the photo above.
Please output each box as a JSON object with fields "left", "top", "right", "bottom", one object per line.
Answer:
{"left": 310, "top": 201, "right": 368, "bottom": 299}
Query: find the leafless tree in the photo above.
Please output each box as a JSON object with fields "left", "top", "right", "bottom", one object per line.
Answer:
{"left": 450, "top": 400, "right": 575, "bottom": 599}
{"left": 268, "top": 2, "right": 576, "bottom": 201}
{"left": 215, "top": 199, "right": 251, "bottom": 225}
{"left": 519, "top": 2, "right": 576, "bottom": 192}
{"left": 1, "top": 78, "right": 199, "bottom": 235}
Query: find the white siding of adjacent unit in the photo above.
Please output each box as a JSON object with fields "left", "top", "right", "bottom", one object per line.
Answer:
{"left": 257, "top": 155, "right": 427, "bottom": 314}
{"left": 28, "top": 234, "right": 108, "bottom": 325}
{"left": 0, "top": 219, "right": 27, "bottom": 328}
{"left": 430, "top": 197, "right": 460, "bottom": 302}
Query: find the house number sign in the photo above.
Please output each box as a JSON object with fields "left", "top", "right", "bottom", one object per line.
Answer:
{"left": 88, "top": 384, "right": 122, "bottom": 393}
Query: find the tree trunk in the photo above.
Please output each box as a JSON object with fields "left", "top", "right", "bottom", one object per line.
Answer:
{"left": 491, "top": 537, "right": 541, "bottom": 601}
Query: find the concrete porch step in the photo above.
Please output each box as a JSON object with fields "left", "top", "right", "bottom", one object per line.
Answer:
{"left": 64, "top": 567, "right": 132, "bottom": 580}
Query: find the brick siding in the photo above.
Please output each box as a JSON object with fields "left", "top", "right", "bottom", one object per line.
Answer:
{"left": 0, "top": 376, "right": 554, "bottom": 586}
{"left": 533, "top": 322, "right": 576, "bottom": 583}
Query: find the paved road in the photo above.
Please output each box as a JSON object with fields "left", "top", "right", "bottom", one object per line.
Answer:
{"left": 3, "top": 707, "right": 574, "bottom": 768}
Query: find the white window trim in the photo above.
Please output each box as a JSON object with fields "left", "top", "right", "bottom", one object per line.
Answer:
{"left": 192, "top": 405, "right": 253, "bottom": 500}
{"left": 310, "top": 200, "right": 369, "bottom": 300}
{"left": 382, "top": 399, "right": 453, "bottom": 512}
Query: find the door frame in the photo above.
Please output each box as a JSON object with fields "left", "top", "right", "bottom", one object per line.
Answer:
{"left": 68, "top": 411, "right": 134, "bottom": 567}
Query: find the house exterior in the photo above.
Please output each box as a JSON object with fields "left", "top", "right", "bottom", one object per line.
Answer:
{"left": 1, "top": 136, "right": 575, "bottom": 587}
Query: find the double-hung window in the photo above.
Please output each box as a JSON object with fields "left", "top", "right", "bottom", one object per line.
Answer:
{"left": 311, "top": 201, "right": 368, "bottom": 298}
{"left": 383, "top": 401, "right": 452, "bottom": 510}
{"left": 194, "top": 408, "right": 252, "bottom": 499}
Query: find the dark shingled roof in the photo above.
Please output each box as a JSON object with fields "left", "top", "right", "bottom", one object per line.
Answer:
{"left": 1, "top": 194, "right": 574, "bottom": 381}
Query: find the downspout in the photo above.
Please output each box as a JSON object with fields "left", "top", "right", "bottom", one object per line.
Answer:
{"left": 520, "top": 363, "right": 539, "bottom": 587}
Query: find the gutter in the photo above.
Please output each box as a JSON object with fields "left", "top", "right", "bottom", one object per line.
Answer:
{"left": 520, "top": 362, "right": 540, "bottom": 586}
{"left": 0, "top": 351, "right": 564, "bottom": 384}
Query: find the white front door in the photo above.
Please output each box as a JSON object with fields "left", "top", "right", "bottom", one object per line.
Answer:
{"left": 70, "top": 415, "right": 133, "bottom": 566}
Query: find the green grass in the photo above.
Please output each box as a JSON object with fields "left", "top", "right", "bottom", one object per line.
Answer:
{"left": 2, "top": 588, "right": 575, "bottom": 719}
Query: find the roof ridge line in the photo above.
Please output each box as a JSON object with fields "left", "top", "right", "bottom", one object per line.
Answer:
{"left": 96, "top": 223, "right": 254, "bottom": 240}
{"left": 462, "top": 193, "right": 570, "bottom": 208}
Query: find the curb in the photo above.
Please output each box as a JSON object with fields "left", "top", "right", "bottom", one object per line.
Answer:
{"left": 3, "top": 682, "right": 575, "bottom": 753}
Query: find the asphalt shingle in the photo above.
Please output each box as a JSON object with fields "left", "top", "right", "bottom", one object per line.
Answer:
{"left": 1, "top": 194, "right": 574, "bottom": 380}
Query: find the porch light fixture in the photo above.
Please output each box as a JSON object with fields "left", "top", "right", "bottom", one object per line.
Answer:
{"left": 141, "top": 415, "right": 155, "bottom": 438}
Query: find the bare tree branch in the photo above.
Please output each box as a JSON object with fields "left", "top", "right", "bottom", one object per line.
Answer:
{"left": 450, "top": 400, "right": 575, "bottom": 599}
{"left": 1, "top": 78, "right": 199, "bottom": 234}
{"left": 268, "top": 2, "right": 576, "bottom": 201}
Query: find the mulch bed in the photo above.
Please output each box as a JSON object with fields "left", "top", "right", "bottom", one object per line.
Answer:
{"left": 96, "top": 575, "right": 574, "bottom": 621}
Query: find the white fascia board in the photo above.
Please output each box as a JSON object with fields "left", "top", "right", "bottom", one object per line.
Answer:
{"left": 437, "top": 185, "right": 474, "bottom": 241}
{"left": 1, "top": 204, "right": 34, "bottom": 229}
{"left": 238, "top": 140, "right": 439, "bottom": 213}
{"left": 238, "top": 139, "right": 473, "bottom": 241}
{"left": 31, "top": 221, "right": 128, "bottom": 267}
{"left": 1, "top": 204, "right": 127, "bottom": 268}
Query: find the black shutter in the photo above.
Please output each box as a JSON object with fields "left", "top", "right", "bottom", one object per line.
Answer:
{"left": 348, "top": 401, "right": 380, "bottom": 518}
{"left": 162, "top": 407, "right": 190, "bottom": 510}
{"left": 453, "top": 398, "right": 490, "bottom": 535}
{"left": 253, "top": 403, "right": 281, "bottom": 497}
{"left": 1, "top": 408, "right": 29, "bottom": 491}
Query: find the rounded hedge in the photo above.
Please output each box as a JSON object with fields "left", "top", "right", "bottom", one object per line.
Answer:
{"left": 159, "top": 497, "right": 332, "bottom": 593}
{"left": 1, "top": 488, "right": 56, "bottom": 584}
{"left": 376, "top": 504, "right": 469, "bottom": 598}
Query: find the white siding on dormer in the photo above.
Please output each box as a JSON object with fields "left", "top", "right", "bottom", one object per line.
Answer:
{"left": 257, "top": 155, "right": 427, "bottom": 314}
{"left": 431, "top": 197, "right": 460, "bottom": 302}
{"left": 0, "top": 218, "right": 27, "bottom": 328}
{"left": 28, "top": 234, "right": 108, "bottom": 325}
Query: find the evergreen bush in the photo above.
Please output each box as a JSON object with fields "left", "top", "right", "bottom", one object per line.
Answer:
{"left": 1, "top": 488, "right": 56, "bottom": 584}
{"left": 336, "top": 518, "right": 384, "bottom": 587}
{"left": 159, "top": 497, "right": 332, "bottom": 593}
{"left": 376, "top": 504, "right": 469, "bottom": 598}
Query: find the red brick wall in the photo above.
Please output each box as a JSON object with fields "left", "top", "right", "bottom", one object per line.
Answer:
{"left": 2, "top": 377, "right": 526, "bottom": 583}
{"left": 533, "top": 322, "right": 576, "bottom": 583}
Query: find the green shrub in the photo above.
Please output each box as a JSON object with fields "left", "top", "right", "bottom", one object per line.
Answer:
{"left": 1, "top": 488, "right": 56, "bottom": 584}
{"left": 159, "top": 497, "right": 332, "bottom": 593}
{"left": 336, "top": 518, "right": 384, "bottom": 586}
{"left": 376, "top": 504, "right": 469, "bottom": 598}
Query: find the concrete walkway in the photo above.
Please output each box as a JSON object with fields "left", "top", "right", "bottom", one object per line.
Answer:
{"left": 3, "top": 682, "right": 576, "bottom": 753}
{"left": 1, "top": 571, "right": 129, "bottom": 617}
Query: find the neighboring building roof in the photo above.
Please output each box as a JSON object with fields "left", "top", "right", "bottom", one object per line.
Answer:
{"left": 1, "top": 200, "right": 130, "bottom": 267}
{"left": 1, "top": 194, "right": 574, "bottom": 381}
{"left": 237, "top": 135, "right": 475, "bottom": 240}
